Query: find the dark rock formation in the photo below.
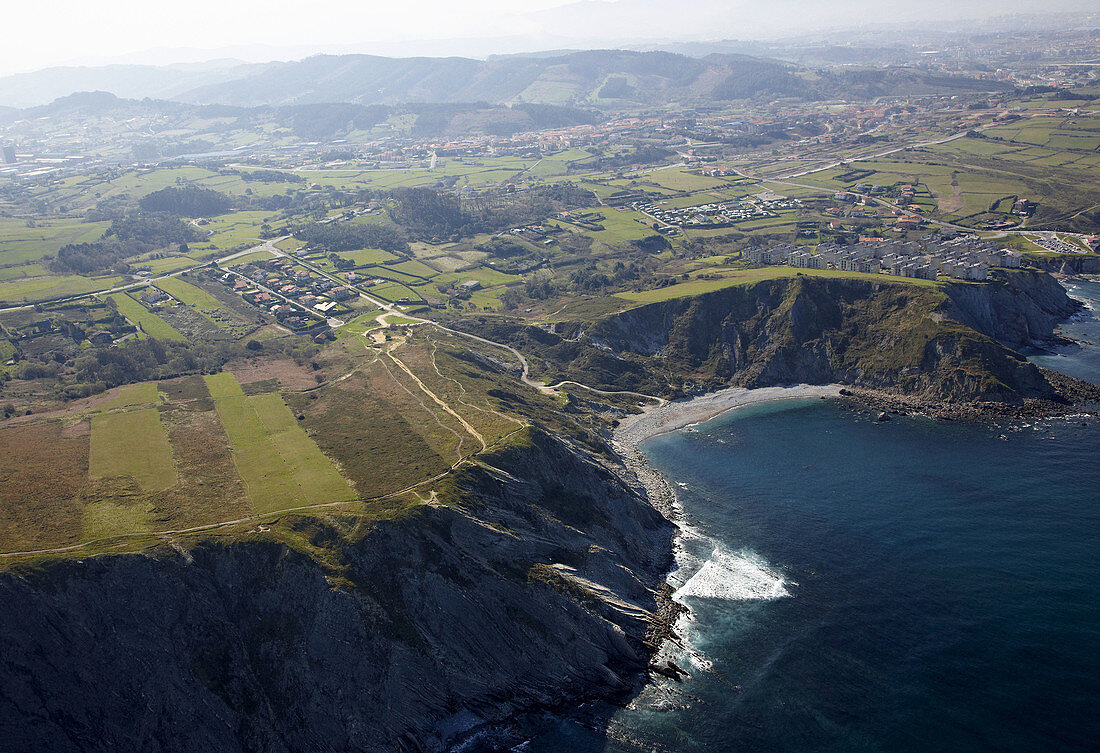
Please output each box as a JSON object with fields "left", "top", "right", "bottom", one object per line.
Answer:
{"left": 456, "top": 270, "right": 1088, "bottom": 407}
{"left": 0, "top": 429, "right": 673, "bottom": 753}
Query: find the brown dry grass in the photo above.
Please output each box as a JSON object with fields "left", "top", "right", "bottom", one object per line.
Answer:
{"left": 227, "top": 357, "right": 320, "bottom": 390}
{"left": 285, "top": 369, "right": 453, "bottom": 498}
{"left": 150, "top": 405, "right": 251, "bottom": 528}
{"left": 0, "top": 421, "right": 89, "bottom": 551}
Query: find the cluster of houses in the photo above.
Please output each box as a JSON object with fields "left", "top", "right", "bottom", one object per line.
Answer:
{"left": 509, "top": 222, "right": 563, "bottom": 247}
{"left": 745, "top": 235, "right": 1023, "bottom": 282}
{"left": 208, "top": 259, "right": 353, "bottom": 333}
{"left": 630, "top": 199, "right": 772, "bottom": 231}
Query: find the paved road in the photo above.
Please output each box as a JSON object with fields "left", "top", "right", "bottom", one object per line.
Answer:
{"left": 0, "top": 236, "right": 286, "bottom": 314}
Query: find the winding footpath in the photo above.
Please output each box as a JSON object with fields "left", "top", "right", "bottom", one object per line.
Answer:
{"left": 0, "top": 237, "right": 667, "bottom": 559}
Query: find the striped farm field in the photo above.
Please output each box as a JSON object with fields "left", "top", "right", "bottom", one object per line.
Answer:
{"left": 204, "top": 373, "right": 355, "bottom": 513}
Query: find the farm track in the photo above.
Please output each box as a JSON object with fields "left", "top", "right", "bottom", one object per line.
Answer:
{"left": 0, "top": 252, "right": 666, "bottom": 557}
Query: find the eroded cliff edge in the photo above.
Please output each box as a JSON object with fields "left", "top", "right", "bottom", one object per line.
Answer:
{"left": 456, "top": 268, "right": 1099, "bottom": 413}
{"left": 0, "top": 428, "right": 674, "bottom": 753}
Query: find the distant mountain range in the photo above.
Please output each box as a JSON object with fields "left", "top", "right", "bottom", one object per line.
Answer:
{"left": 0, "top": 49, "right": 1018, "bottom": 112}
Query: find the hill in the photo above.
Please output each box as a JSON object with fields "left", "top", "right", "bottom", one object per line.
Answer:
{"left": 0, "top": 50, "right": 1013, "bottom": 110}
{"left": 0, "top": 61, "right": 267, "bottom": 109}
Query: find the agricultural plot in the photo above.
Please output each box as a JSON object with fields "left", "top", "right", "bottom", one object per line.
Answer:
{"left": 0, "top": 218, "right": 110, "bottom": 267}
{"left": 160, "top": 274, "right": 217, "bottom": 304}
{"left": 89, "top": 408, "right": 177, "bottom": 492}
{"left": 205, "top": 373, "right": 355, "bottom": 513}
{"left": 0, "top": 264, "right": 48, "bottom": 281}
{"left": 155, "top": 275, "right": 255, "bottom": 339}
{"left": 0, "top": 421, "right": 89, "bottom": 552}
{"left": 96, "top": 382, "right": 161, "bottom": 412}
{"left": 525, "top": 149, "right": 594, "bottom": 178}
{"left": 644, "top": 169, "right": 733, "bottom": 193}
{"left": 387, "top": 259, "right": 439, "bottom": 278}
{"left": 108, "top": 292, "right": 186, "bottom": 341}
{"left": 0, "top": 274, "right": 126, "bottom": 305}
{"left": 137, "top": 256, "right": 198, "bottom": 275}
{"left": 370, "top": 282, "right": 424, "bottom": 303}
{"left": 337, "top": 248, "right": 399, "bottom": 266}
{"left": 201, "top": 211, "right": 279, "bottom": 252}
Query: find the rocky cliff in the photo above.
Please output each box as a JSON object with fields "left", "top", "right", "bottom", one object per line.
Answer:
{"left": 0, "top": 428, "right": 673, "bottom": 753}
{"left": 457, "top": 270, "right": 1087, "bottom": 407}
{"left": 586, "top": 274, "right": 1062, "bottom": 402}
{"left": 941, "top": 269, "right": 1081, "bottom": 351}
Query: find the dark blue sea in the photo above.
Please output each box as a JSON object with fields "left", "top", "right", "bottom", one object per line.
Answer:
{"left": 521, "top": 279, "right": 1100, "bottom": 753}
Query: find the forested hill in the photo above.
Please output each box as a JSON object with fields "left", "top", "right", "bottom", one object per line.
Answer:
{"left": 0, "top": 91, "right": 603, "bottom": 141}
{"left": 0, "top": 50, "right": 1013, "bottom": 109}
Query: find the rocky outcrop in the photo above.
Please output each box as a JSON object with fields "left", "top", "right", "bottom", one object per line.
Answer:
{"left": 579, "top": 274, "right": 1068, "bottom": 402}
{"left": 462, "top": 271, "right": 1087, "bottom": 407}
{"left": 0, "top": 429, "right": 673, "bottom": 753}
{"left": 941, "top": 269, "right": 1081, "bottom": 351}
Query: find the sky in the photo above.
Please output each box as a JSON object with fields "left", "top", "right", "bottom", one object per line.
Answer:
{"left": 2, "top": 0, "right": 1097, "bottom": 77}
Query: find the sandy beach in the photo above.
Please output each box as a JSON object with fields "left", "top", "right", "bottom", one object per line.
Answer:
{"left": 615, "top": 384, "right": 844, "bottom": 448}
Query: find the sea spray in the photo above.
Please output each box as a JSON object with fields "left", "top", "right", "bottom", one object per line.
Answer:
{"left": 675, "top": 546, "right": 790, "bottom": 602}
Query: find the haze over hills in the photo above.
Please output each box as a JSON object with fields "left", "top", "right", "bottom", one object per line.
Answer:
{"left": 0, "top": 49, "right": 1017, "bottom": 111}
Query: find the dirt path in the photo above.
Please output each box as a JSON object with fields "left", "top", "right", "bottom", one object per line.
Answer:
{"left": 386, "top": 349, "right": 487, "bottom": 452}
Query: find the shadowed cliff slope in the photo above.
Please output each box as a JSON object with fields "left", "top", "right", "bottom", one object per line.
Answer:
{"left": 0, "top": 428, "right": 672, "bottom": 753}
{"left": 454, "top": 270, "right": 1085, "bottom": 405}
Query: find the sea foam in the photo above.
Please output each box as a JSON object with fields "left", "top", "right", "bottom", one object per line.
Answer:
{"left": 675, "top": 546, "right": 790, "bottom": 602}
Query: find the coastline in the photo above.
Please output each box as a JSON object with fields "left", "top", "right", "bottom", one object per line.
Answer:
{"left": 614, "top": 383, "right": 845, "bottom": 451}
{"left": 609, "top": 384, "right": 844, "bottom": 673}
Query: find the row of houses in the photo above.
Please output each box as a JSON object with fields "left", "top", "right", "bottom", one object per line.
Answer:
{"left": 207, "top": 262, "right": 347, "bottom": 334}
{"left": 232, "top": 261, "right": 355, "bottom": 304}
{"left": 745, "top": 236, "right": 1024, "bottom": 282}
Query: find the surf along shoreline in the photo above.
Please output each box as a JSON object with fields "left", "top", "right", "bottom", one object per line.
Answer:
{"left": 609, "top": 383, "right": 843, "bottom": 679}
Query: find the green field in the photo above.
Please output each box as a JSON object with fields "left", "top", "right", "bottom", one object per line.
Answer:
{"left": 109, "top": 292, "right": 186, "bottom": 341}
{"left": 0, "top": 218, "right": 110, "bottom": 266}
{"left": 616, "top": 266, "right": 939, "bottom": 303}
{"left": 205, "top": 373, "right": 355, "bottom": 513}
{"left": 205, "top": 370, "right": 245, "bottom": 399}
{"left": 89, "top": 408, "right": 177, "bottom": 492}
{"left": 155, "top": 275, "right": 227, "bottom": 311}
{"left": 644, "top": 168, "right": 730, "bottom": 192}
{"left": 0, "top": 274, "right": 126, "bottom": 304}
{"left": 337, "top": 248, "right": 400, "bottom": 266}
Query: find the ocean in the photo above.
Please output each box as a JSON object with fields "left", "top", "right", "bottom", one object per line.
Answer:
{"left": 1029, "top": 277, "right": 1100, "bottom": 386}
{"left": 521, "top": 278, "right": 1100, "bottom": 753}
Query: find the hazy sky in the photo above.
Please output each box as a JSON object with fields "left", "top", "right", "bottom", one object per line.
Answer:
{"left": 2, "top": 0, "right": 1096, "bottom": 76}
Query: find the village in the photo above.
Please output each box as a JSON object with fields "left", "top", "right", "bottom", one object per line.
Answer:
{"left": 207, "top": 257, "right": 353, "bottom": 338}
{"left": 629, "top": 194, "right": 799, "bottom": 231}
{"left": 744, "top": 233, "right": 1024, "bottom": 281}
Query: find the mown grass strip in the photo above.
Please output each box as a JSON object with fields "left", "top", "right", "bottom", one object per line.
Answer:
{"left": 109, "top": 292, "right": 186, "bottom": 341}
{"left": 155, "top": 275, "right": 226, "bottom": 311}
{"left": 205, "top": 371, "right": 245, "bottom": 399}
{"left": 204, "top": 373, "right": 355, "bottom": 513}
{"left": 89, "top": 408, "right": 177, "bottom": 491}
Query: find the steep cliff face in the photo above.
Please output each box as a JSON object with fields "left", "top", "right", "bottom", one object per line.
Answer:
{"left": 0, "top": 429, "right": 673, "bottom": 753}
{"left": 1023, "top": 253, "right": 1100, "bottom": 276}
{"left": 941, "top": 270, "right": 1081, "bottom": 351}
{"left": 540, "top": 271, "right": 1081, "bottom": 403}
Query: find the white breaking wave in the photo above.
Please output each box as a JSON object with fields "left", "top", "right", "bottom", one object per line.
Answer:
{"left": 674, "top": 546, "right": 790, "bottom": 602}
